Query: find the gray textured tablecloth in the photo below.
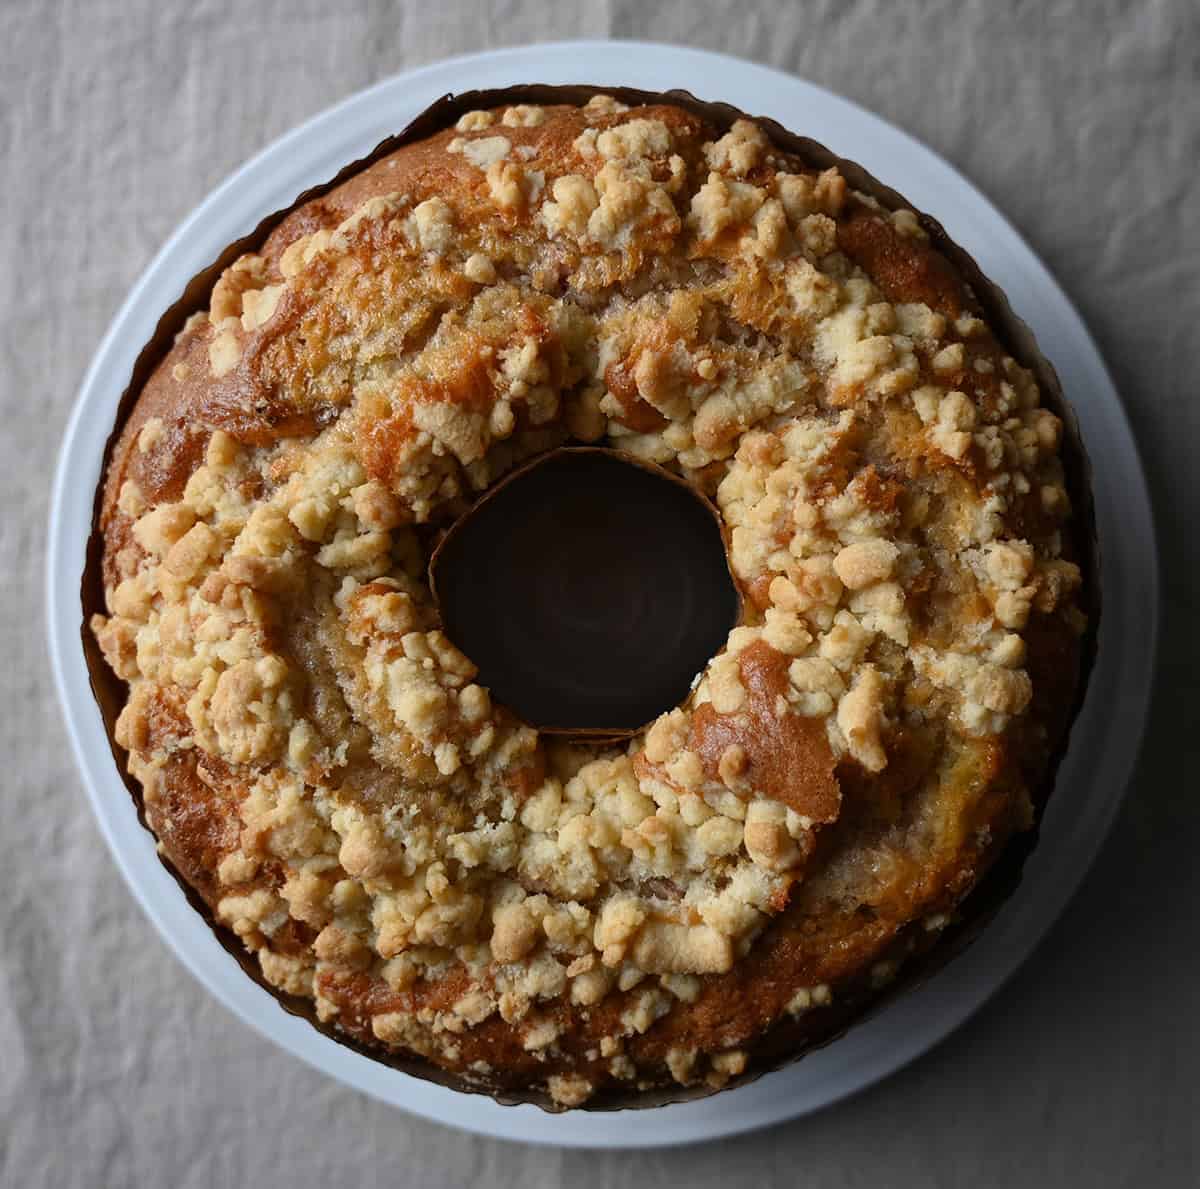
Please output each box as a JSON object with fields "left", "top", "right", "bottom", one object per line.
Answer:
{"left": 3, "top": 1, "right": 1196, "bottom": 1185}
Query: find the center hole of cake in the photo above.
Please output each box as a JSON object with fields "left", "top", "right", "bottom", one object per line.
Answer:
{"left": 432, "top": 449, "right": 741, "bottom": 733}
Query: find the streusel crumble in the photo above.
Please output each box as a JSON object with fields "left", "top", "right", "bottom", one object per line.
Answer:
{"left": 88, "top": 88, "right": 1092, "bottom": 1108}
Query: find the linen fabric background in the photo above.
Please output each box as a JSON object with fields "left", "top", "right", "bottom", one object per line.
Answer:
{"left": 2, "top": 1, "right": 1196, "bottom": 1185}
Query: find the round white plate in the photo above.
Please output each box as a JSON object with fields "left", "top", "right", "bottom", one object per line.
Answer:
{"left": 48, "top": 41, "right": 1157, "bottom": 1148}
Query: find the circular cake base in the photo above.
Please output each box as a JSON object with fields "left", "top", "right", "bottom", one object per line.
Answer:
{"left": 48, "top": 40, "right": 1157, "bottom": 1148}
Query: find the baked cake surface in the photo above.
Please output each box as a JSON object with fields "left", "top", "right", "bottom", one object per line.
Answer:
{"left": 89, "top": 91, "right": 1090, "bottom": 1107}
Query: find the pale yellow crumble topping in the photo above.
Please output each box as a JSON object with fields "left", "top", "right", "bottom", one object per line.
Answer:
{"left": 92, "top": 95, "right": 1085, "bottom": 1107}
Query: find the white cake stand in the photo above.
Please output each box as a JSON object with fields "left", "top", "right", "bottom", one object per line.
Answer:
{"left": 47, "top": 41, "right": 1158, "bottom": 1148}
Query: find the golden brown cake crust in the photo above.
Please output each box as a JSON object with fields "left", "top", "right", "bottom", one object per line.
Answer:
{"left": 86, "top": 87, "right": 1094, "bottom": 1109}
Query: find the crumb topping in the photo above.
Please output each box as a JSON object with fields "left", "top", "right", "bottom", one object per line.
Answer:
{"left": 92, "top": 95, "right": 1086, "bottom": 1108}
